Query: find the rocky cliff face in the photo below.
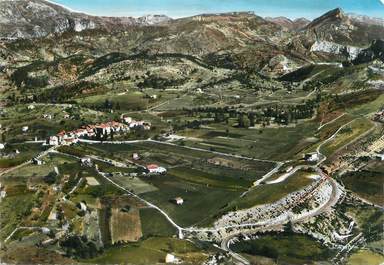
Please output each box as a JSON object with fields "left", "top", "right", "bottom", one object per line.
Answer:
{"left": 136, "top": 15, "right": 171, "bottom": 25}
{"left": 0, "top": 0, "right": 170, "bottom": 39}
{"left": 303, "top": 8, "right": 384, "bottom": 46}
{"left": 310, "top": 41, "right": 362, "bottom": 60}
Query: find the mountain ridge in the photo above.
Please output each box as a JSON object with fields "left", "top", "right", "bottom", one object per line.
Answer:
{"left": 0, "top": 0, "right": 171, "bottom": 39}
{"left": 0, "top": 1, "right": 383, "bottom": 78}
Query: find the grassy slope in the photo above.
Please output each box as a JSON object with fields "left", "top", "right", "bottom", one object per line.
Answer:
{"left": 322, "top": 118, "right": 373, "bottom": 157}
{"left": 347, "top": 250, "right": 384, "bottom": 265}
{"left": 84, "top": 237, "right": 207, "bottom": 265}
{"left": 231, "top": 233, "right": 335, "bottom": 264}
{"left": 181, "top": 121, "right": 319, "bottom": 161}
{"left": 223, "top": 170, "right": 314, "bottom": 212}
{"left": 342, "top": 161, "right": 384, "bottom": 206}
{"left": 141, "top": 174, "right": 241, "bottom": 227}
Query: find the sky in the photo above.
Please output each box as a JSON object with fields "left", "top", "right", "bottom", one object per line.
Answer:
{"left": 51, "top": 0, "right": 384, "bottom": 19}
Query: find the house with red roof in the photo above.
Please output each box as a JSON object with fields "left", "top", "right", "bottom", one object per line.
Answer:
{"left": 146, "top": 164, "right": 167, "bottom": 174}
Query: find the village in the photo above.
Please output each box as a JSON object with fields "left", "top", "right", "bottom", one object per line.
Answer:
{"left": 46, "top": 116, "right": 151, "bottom": 146}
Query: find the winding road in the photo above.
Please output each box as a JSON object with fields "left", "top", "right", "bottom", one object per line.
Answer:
{"left": 1, "top": 115, "right": 351, "bottom": 263}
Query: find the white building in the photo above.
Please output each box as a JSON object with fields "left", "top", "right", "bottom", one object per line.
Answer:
{"left": 375, "top": 153, "right": 384, "bottom": 161}
{"left": 27, "top": 105, "right": 35, "bottom": 110}
{"left": 122, "top": 116, "right": 133, "bottom": 124}
{"left": 22, "top": 126, "right": 29, "bottom": 132}
{"left": 48, "top": 136, "right": 60, "bottom": 146}
{"left": 79, "top": 202, "right": 87, "bottom": 212}
{"left": 304, "top": 153, "right": 319, "bottom": 162}
{"left": 165, "top": 254, "right": 176, "bottom": 263}
{"left": 132, "top": 153, "right": 140, "bottom": 160}
{"left": 0, "top": 143, "right": 5, "bottom": 150}
{"left": 174, "top": 197, "right": 184, "bottom": 205}
{"left": 74, "top": 129, "right": 88, "bottom": 138}
{"left": 33, "top": 158, "right": 43, "bottom": 165}
{"left": 146, "top": 164, "right": 167, "bottom": 174}
{"left": 41, "top": 227, "right": 51, "bottom": 234}
{"left": 42, "top": 114, "right": 52, "bottom": 120}
{"left": 81, "top": 157, "right": 92, "bottom": 167}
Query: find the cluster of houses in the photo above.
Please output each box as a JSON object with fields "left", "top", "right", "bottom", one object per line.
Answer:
{"left": 47, "top": 117, "right": 151, "bottom": 146}
{"left": 47, "top": 121, "right": 128, "bottom": 145}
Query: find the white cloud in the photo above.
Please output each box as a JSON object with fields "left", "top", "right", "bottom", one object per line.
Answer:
{"left": 380, "top": 0, "right": 384, "bottom": 5}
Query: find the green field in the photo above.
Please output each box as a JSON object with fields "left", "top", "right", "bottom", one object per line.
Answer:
{"left": 110, "top": 174, "right": 158, "bottom": 194}
{"left": 77, "top": 91, "right": 149, "bottom": 110}
{"left": 57, "top": 142, "right": 278, "bottom": 227}
{"left": 346, "top": 205, "right": 384, "bottom": 243}
{"left": 231, "top": 232, "right": 335, "bottom": 264}
{"left": 179, "top": 121, "right": 320, "bottom": 161}
{"left": 84, "top": 237, "right": 208, "bottom": 265}
{"left": 342, "top": 161, "right": 384, "bottom": 206}
{"left": 140, "top": 208, "right": 177, "bottom": 238}
{"left": 316, "top": 113, "right": 355, "bottom": 141}
{"left": 222, "top": 170, "right": 315, "bottom": 212}
{"left": 168, "top": 166, "right": 250, "bottom": 190}
{"left": 0, "top": 188, "right": 35, "bottom": 240}
{"left": 347, "top": 250, "right": 384, "bottom": 265}
{"left": 70, "top": 142, "right": 274, "bottom": 187}
{"left": 321, "top": 118, "right": 373, "bottom": 157}
{"left": 348, "top": 94, "right": 384, "bottom": 116}
{"left": 0, "top": 143, "right": 48, "bottom": 168}
{"left": 141, "top": 174, "right": 242, "bottom": 227}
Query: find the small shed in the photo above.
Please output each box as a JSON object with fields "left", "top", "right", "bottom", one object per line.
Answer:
{"left": 174, "top": 197, "right": 184, "bottom": 205}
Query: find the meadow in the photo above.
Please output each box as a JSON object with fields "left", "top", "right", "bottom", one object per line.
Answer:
{"left": 231, "top": 232, "right": 336, "bottom": 264}
{"left": 221, "top": 170, "right": 315, "bottom": 212}
{"left": 84, "top": 237, "right": 208, "bottom": 265}
{"left": 342, "top": 161, "right": 384, "bottom": 206}
{"left": 179, "top": 121, "right": 320, "bottom": 161}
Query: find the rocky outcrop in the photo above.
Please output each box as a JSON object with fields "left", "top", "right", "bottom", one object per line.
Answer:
{"left": 136, "top": 14, "right": 171, "bottom": 25}
{"left": 310, "top": 40, "right": 362, "bottom": 60}
{"left": 261, "top": 54, "right": 299, "bottom": 76}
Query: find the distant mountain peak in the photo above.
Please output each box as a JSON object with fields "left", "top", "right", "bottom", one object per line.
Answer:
{"left": 265, "top": 16, "right": 310, "bottom": 30}
{"left": 306, "top": 7, "right": 345, "bottom": 29}
{"left": 347, "top": 13, "right": 384, "bottom": 27}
